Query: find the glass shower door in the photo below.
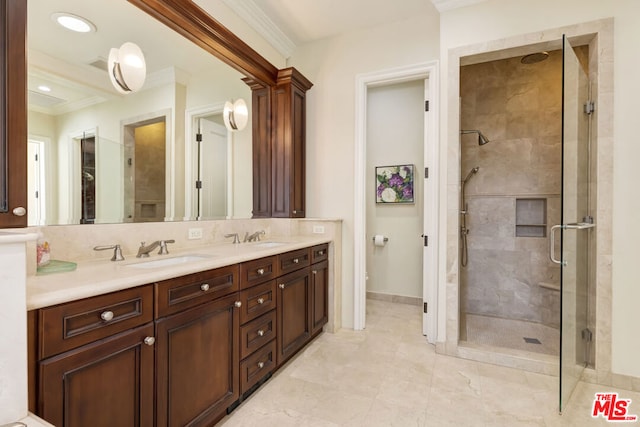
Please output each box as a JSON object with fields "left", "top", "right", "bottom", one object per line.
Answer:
{"left": 557, "top": 35, "right": 593, "bottom": 413}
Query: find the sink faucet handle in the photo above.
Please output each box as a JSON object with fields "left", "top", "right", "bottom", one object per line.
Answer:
{"left": 224, "top": 233, "right": 240, "bottom": 244}
{"left": 93, "top": 244, "right": 125, "bottom": 262}
{"left": 158, "top": 239, "right": 175, "bottom": 255}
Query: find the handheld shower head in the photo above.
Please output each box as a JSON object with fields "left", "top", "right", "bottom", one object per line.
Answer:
{"left": 463, "top": 166, "right": 479, "bottom": 184}
{"left": 461, "top": 129, "right": 490, "bottom": 145}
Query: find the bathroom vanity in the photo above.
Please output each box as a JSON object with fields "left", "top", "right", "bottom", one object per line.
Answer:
{"left": 27, "top": 239, "right": 330, "bottom": 427}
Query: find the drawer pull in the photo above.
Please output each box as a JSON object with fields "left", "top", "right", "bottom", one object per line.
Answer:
{"left": 257, "top": 361, "right": 265, "bottom": 369}
{"left": 235, "top": 301, "right": 242, "bottom": 308}
{"left": 144, "top": 336, "right": 155, "bottom": 346}
{"left": 279, "top": 283, "right": 285, "bottom": 289}
{"left": 293, "top": 258, "right": 299, "bottom": 264}
{"left": 256, "top": 268, "right": 265, "bottom": 275}
{"left": 257, "top": 297, "right": 265, "bottom": 305}
{"left": 200, "top": 283, "right": 210, "bottom": 292}
{"left": 257, "top": 329, "right": 265, "bottom": 337}
{"left": 312, "top": 270, "right": 317, "bottom": 275}
{"left": 100, "top": 311, "right": 114, "bottom": 322}
{"left": 318, "top": 250, "right": 325, "bottom": 256}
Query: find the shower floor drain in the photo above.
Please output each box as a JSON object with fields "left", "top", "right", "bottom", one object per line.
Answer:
{"left": 523, "top": 337, "right": 542, "bottom": 344}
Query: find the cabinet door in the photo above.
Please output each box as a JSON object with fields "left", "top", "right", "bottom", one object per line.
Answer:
{"left": 156, "top": 293, "right": 240, "bottom": 427}
{"left": 38, "top": 324, "right": 155, "bottom": 427}
{"left": 0, "top": 0, "right": 27, "bottom": 228}
{"left": 276, "top": 267, "right": 311, "bottom": 365}
{"left": 311, "top": 260, "right": 329, "bottom": 335}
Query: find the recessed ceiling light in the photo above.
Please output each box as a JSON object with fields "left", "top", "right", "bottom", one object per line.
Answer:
{"left": 37, "top": 85, "right": 51, "bottom": 92}
{"left": 51, "top": 12, "right": 96, "bottom": 33}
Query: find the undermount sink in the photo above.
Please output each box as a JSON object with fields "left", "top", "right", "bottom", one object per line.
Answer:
{"left": 252, "top": 242, "right": 289, "bottom": 248}
{"left": 127, "top": 254, "right": 212, "bottom": 269}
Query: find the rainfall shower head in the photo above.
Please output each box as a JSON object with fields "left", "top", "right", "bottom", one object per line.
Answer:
{"left": 461, "top": 129, "right": 490, "bottom": 145}
{"left": 463, "top": 166, "right": 479, "bottom": 184}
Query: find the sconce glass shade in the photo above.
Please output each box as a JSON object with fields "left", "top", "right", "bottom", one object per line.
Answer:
{"left": 108, "top": 42, "right": 147, "bottom": 94}
{"left": 223, "top": 99, "right": 249, "bottom": 131}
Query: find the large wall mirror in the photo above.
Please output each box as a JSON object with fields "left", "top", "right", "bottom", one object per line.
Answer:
{"left": 27, "top": 0, "right": 255, "bottom": 225}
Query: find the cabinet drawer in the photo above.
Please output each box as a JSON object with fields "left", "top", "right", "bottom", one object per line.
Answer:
{"left": 155, "top": 264, "right": 239, "bottom": 318}
{"left": 311, "top": 244, "right": 329, "bottom": 264}
{"left": 240, "top": 340, "right": 276, "bottom": 394}
{"left": 240, "top": 256, "right": 277, "bottom": 290}
{"left": 239, "top": 280, "right": 277, "bottom": 324}
{"left": 38, "top": 285, "right": 153, "bottom": 359}
{"left": 277, "top": 248, "right": 310, "bottom": 275}
{"left": 240, "top": 310, "right": 276, "bottom": 360}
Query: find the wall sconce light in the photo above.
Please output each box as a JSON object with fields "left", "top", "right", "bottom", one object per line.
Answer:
{"left": 223, "top": 99, "right": 249, "bottom": 131}
{"left": 108, "top": 42, "right": 147, "bottom": 94}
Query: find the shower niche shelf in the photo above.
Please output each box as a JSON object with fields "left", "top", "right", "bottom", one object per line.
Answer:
{"left": 515, "top": 198, "right": 547, "bottom": 238}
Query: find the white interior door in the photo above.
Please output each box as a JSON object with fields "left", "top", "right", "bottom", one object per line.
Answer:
{"left": 27, "top": 140, "right": 44, "bottom": 225}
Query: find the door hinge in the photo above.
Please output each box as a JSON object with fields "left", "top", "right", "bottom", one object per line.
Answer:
{"left": 423, "top": 302, "right": 428, "bottom": 313}
{"left": 584, "top": 100, "right": 595, "bottom": 115}
{"left": 195, "top": 180, "right": 202, "bottom": 189}
{"left": 34, "top": 153, "right": 38, "bottom": 161}
{"left": 424, "top": 167, "right": 428, "bottom": 178}
{"left": 425, "top": 100, "right": 429, "bottom": 112}
{"left": 35, "top": 190, "right": 39, "bottom": 199}
{"left": 422, "top": 234, "right": 428, "bottom": 247}
{"left": 582, "top": 328, "right": 593, "bottom": 342}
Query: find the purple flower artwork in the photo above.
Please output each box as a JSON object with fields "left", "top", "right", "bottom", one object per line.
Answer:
{"left": 375, "top": 165, "right": 415, "bottom": 204}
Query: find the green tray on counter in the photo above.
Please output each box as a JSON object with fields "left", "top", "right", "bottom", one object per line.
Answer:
{"left": 37, "top": 260, "right": 77, "bottom": 275}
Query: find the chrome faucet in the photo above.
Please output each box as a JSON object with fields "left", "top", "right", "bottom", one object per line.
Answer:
{"left": 136, "top": 239, "right": 175, "bottom": 258}
{"left": 244, "top": 230, "right": 266, "bottom": 242}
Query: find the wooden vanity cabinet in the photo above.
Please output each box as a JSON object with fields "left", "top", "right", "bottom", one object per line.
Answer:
{"left": 155, "top": 265, "right": 241, "bottom": 427}
{"left": 276, "top": 244, "right": 329, "bottom": 366}
{"left": 238, "top": 257, "right": 278, "bottom": 395}
{"left": 32, "top": 285, "right": 155, "bottom": 427}
{"left": 155, "top": 293, "right": 240, "bottom": 427}
{"left": 29, "top": 244, "right": 329, "bottom": 425}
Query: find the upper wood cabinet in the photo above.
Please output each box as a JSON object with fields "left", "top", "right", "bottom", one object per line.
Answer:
{"left": 0, "top": 0, "right": 27, "bottom": 228}
{"left": 246, "top": 68, "right": 313, "bottom": 218}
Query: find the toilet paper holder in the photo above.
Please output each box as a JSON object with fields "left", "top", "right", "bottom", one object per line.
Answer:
{"left": 372, "top": 236, "right": 389, "bottom": 242}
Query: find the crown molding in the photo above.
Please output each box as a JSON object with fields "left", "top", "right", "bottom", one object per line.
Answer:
{"left": 222, "top": 0, "right": 296, "bottom": 59}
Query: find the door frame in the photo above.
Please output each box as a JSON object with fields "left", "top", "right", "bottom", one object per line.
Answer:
{"left": 353, "top": 61, "right": 439, "bottom": 342}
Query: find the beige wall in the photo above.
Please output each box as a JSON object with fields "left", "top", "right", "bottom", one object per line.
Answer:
{"left": 291, "top": 10, "right": 441, "bottom": 327}
{"left": 439, "top": 0, "right": 640, "bottom": 379}
{"left": 366, "top": 81, "right": 425, "bottom": 299}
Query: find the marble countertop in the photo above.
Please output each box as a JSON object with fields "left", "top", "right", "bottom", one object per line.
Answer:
{"left": 27, "top": 236, "right": 331, "bottom": 310}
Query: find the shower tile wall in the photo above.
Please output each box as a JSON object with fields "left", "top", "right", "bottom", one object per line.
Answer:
{"left": 460, "top": 50, "right": 572, "bottom": 328}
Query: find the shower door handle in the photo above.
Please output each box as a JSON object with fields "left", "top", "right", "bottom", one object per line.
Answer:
{"left": 549, "top": 223, "right": 596, "bottom": 266}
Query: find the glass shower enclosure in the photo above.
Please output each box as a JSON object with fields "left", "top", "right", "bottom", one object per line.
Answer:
{"left": 555, "top": 34, "right": 594, "bottom": 413}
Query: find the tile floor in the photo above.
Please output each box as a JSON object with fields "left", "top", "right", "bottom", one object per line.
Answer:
{"left": 218, "top": 300, "right": 640, "bottom": 426}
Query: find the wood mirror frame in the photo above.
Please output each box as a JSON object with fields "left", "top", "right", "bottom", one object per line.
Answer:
{"left": 0, "top": 0, "right": 312, "bottom": 228}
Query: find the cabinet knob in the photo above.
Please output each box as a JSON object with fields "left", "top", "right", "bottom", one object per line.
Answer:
{"left": 257, "top": 297, "right": 265, "bottom": 305}
{"left": 256, "top": 268, "right": 265, "bottom": 275}
{"left": 257, "top": 329, "right": 265, "bottom": 337}
{"left": 312, "top": 270, "right": 317, "bottom": 275}
{"left": 12, "top": 206, "right": 26, "bottom": 216}
{"left": 144, "top": 336, "right": 155, "bottom": 346}
{"left": 257, "top": 361, "right": 265, "bottom": 369}
{"left": 278, "top": 283, "right": 285, "bottom": 289}
{"left": 318, "top": 250, "right": 324, "bottom": 256}
{"left": 235, "top": 301, "right": 242, "bottom": 308}
{"left": 293, "top": 258, "right": 299, "bottom": 264}
{"left": 100, "top": 311, "right": 114, "bottom": 322}
{"left": 200, "top": 283, "right": 210, "bottom": 292}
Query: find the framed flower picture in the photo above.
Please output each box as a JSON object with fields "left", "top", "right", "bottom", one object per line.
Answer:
{"left": 375, "top": 164, "right": 415, "bottom": 204}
